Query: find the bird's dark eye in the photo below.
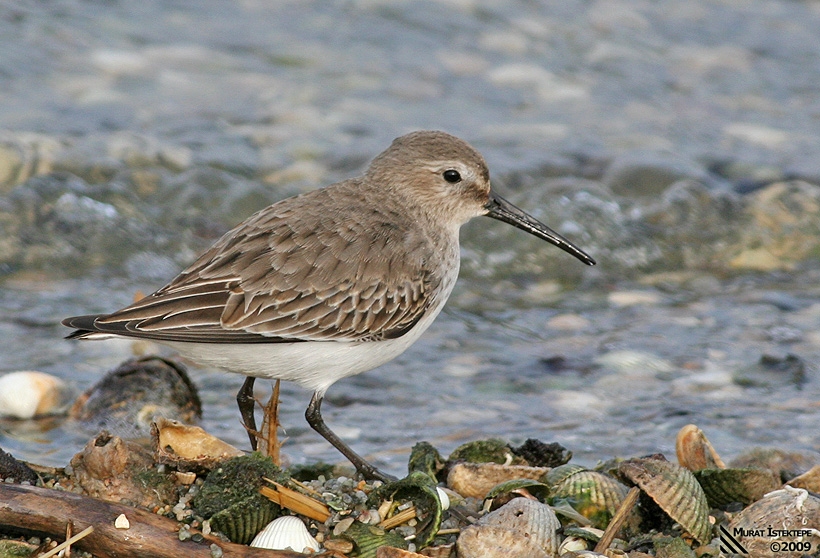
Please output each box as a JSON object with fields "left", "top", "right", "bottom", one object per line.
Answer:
{"left": 443, "top": 169, "right": 461, "bottom": 183}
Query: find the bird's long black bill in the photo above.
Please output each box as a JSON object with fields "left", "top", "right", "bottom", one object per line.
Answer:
{"left": 485, "top": 192, "right": 596, "bottom": 266}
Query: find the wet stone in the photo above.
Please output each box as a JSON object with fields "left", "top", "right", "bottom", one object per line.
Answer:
{"left": 69, "top": 357, "right": 202, "bottom": 439}
{"left": 602, "top": 152, "right": 710, "bottom": 197}
{"left": 732, "top": 354, "right": 806, "bottom": 389}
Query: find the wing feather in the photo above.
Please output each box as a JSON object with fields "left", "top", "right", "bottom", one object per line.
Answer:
{"left": 65, "top": 183, "right": 446, "bottom": 344}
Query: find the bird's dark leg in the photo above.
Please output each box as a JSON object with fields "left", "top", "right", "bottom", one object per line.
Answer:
{"left": 236, "top": 376, "right": 258, "bottom": 451}
{"left": 305, "top": 392, "right": 397, "bottom": 482}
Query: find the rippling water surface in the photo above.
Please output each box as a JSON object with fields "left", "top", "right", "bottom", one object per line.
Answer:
{"left": 1, "top": 0, "right": 820, "bottom": 476}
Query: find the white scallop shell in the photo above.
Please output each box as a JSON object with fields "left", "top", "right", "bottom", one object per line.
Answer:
{"left": 250, "top": 516, "right": 320, "bottom": 553}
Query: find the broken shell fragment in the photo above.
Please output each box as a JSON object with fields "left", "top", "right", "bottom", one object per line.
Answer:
{"left": 435, "top": 486, "right": 450, "bottom": 511}
{"left": 416, "top": 543, "right": 455, "bottom": 557}
{"left": 693, "top": 467, "right": 780, "bottom": 507}
{"left": 152, "top": 417, "right": 243, "bottom": 471}
{"left": 250, "top": 515, "right": 320, "bottom": 553}
{"left": 675, "top": 424, "right": 725, "bottom": 471}
{"left": 408, "top": 441, "right": 445, "bottom": 479}
{"left": 446, "top": 462, "right": 550, "bottom": 499}
{"left": 559, "top": 535, "right": 592, "bottom": 554}
{"left": 728, "top": 486, "right": 820, "bottom": 558}
{"left": 618, "top": 455, "right": 712, "bottom": 544}
{"left": 559, "top": 526, "right": 604, "bottom": 554}
{"left": 370, "top": 471, "right": 443, "bottom": 548}
{"left": 114, "top": 513, "right": 130, "bottom": 529}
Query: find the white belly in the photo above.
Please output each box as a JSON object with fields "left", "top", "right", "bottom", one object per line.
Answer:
{"left": 164, "top": 272, "right": 455, "bottom": 396}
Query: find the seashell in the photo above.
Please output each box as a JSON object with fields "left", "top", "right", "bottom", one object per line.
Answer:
{"left": 558, "top": 534, "right": 592, "bottom": 554}
{"left": 728, "top": 486, "right": 820, "bottom": 558}
{"left": 693, "top": 467, "right": 780, "bottom": 507}
{"left": 675, "top": 424, "right": 726, "bottom": 471}
{"left": 457, "top": 524, "right": 550, "bottom": 558}
{"left": 0, "top": 371, "right": 73, "bottom": 419}
{"left": 545, "top": 463, "right": 588, "bottom": 487}
{"left": 208, "top": 495, "right": 280, "bottom": 545}
{"left": 484, "top": 478, "right": 551, "bottom": 509}
{"left": 193, "top": 453, "right": 287, "bottom": 543}
{"left": 618, "top": 455, "right": 711, "bottom": 544}
{"left": 0, "top": 445, "right": 38, "bottom": 484}
{"left": 114, "top": 513, "right": 130, "bottom": 529}
{"left": 152, "top": 417, "right": 243, "bottom": 472}
{"left": 337, "top": 520, "right": 408, "bottom": 558}
{"left": 408, "top": 441, "right": 445, "bottom": 479}
{"left": 729, "top": 447, "right": 820, "bottom": 482}
{"left": 323, "top": 538, "right": 354, "bottom": 553}
{"left": 435, "top": 487, "right": 450, "bottom": 511}
{"left": 511, "top": 438, "right": 572, "bottom": 468}
{"left": 446, "top": 462, "right": 550, "bottom": 499}
{"left": 447, "top": 439, "right": 527, "bottom": 466}
{"left": 563, "top": 525, "right": 604, "bottom": 542}
{"left": 375, "top": 546, "right": 429, "bottom": 557}
{"left": 786, "top": 464, "right": 820, "bottom": 492}
{"left": 249, "top": 515, "right": 320, "bottom": 552}
{"left": 549, "top": 468, "right": 633, "bottom": 530}
{"left": 175, "top": 471, "right": 197, "bottom": 485}
{"left": 0, "top": 540, "right": 39, "bottom": 557}
{"left": 476, "top": 497, "right": 560, "bottom": 556}
{"left": 69, "top": 431, "right": 176, "bottom": 509}
{"left": 653, "top": 536, "right": 698, "bottom": 557}
{"left": 371, "top": 471, "right": 443, "bottom": 548}
{"left": 418, "top": 543, "right": 455, "bottom": 558}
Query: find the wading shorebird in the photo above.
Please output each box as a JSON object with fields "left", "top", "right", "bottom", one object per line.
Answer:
{"left": 64, "top": 130, "right": 595, "bottom": 481}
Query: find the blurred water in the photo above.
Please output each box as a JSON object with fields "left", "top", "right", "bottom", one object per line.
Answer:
{"left": 1, "top": 0, "right": 820, "bottom": 476}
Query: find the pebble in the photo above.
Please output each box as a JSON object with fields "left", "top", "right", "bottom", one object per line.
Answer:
{"left": 607, "top": 290, "right": 662, "bottom": 307}
{"left": 594, "top": 350, "right": 674, "bottom": 374}
{"left": 602, "top": 151, "right": 706, "bottom": 197}
{"left": 0, "top": 371, "right": 72, "bottom": 419}
{"left": 546, "top": 313, "right": 590, "bottom": 331}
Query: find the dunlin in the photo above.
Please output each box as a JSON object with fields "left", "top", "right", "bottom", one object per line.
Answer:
{"left": 63, "top": 131, "right": 595, "bottom": 481}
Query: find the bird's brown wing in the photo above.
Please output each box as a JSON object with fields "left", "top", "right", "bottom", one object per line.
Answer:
{"left": 64, "top": 187, "right": 441, "bottom": 344}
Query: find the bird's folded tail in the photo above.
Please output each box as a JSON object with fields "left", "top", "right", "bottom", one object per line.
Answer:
{"left": 62, "top": 314, "right": 110, "bottom": 339}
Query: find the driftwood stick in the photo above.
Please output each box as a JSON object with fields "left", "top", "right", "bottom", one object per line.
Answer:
{"left": 0, "top": 483, "right": 326, "bottom": 558}
{"left": 38, "top": 525, "right": 93, "bottom": 558}
{"left": 594, "top": 486, "right": 640, "bottom": 554}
